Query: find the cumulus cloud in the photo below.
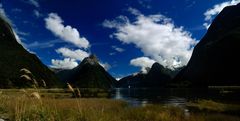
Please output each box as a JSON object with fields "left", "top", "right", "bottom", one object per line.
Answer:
{"left": 51, "top": 48, "right": 111, "bottom": 70}
{"left": 203, "top": 0, "right": 240, "bottom": 29}
{"left": 56, "top": 47, "right": 90, "bottom": 61}
{"left": 45, "top": 13, "right": 90, "bottom": 49}
{"left": 112, "top": 45, "right": 125, "bottom": 52}
{"left": 103, "top": 8, "right": 197, "bottom": 69}
{"left": 51, "top": 58, "right": 78, "bottom": 69}
{"left": 130, "top": 57, "right": 156, "bottom": 73}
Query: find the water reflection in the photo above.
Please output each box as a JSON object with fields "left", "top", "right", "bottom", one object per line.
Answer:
{"left": 111, "top": 88, "right": 240, "bottom": 116}
{"left": 112, "top": 88, "right": 189, "bottom": 107}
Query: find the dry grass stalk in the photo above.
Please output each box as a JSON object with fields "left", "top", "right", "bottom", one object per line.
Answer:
{"left": 20, "top": 74, "right": 31, "bottom": 81}
{"left": 32, "top": 79, "right": 38, "bottom": 87}
{"left": 30, "top": 92, "right": 41, "bottom": 99}
{"left": 75, "top": 88, "right": 81, "bottom": 98}
{"left": 19, "top": 89, "right": 27, "bottom": 93}
{"left": 20, "top": 68, "right": 32, "bottom": 74}
{"left": 41, "top": 79, "right": 47, "bottom": 87}
{"left": 67, "top": 83, "right": 74, "bottom": 93}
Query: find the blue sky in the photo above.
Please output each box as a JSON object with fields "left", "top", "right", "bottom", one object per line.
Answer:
{"left": 1, "top": 0, "right": 239, "bottom": 79}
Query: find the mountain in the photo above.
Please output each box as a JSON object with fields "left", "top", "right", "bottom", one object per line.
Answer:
{"left": 142, "top": 62, "right": 172, "bottom": 87}
{"left": 117, "top": 73, "right": 146, "bottom": 88}
{"left": 0, "top": 16, "right": 60, "bottom": 88}
{"left": 118, "top": 62, "right": 173, "bottom": 88}
{"left": 173, "top": 4, "right": 240, "bottom": 87}
{"left": 57, "top": 55, "right": 116, "bottom": 89}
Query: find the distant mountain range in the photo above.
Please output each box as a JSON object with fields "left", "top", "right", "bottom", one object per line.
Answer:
{"left": 0, "top": 16, "right": 60, "bottom": 88}
{"left": 57, "top": 55, "right": 116, "bottom": 89}
{"left": 173, "top": 3, "right": 240, "bottom": 87}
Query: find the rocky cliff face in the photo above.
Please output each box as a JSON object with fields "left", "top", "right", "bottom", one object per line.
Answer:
{"left": 57, "top": 55, "right": 116, "bottom": 89}
{"left": 0, "top": 16, "right": 60, "bottom": 88}
{"left": 173, "top": 3, "right": 240, "bottom": 87}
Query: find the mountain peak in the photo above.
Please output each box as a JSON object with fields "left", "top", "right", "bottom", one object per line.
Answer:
{"left": 151, "top": 62, "right": 164, "bottom": 70}
{"left": 82, "top": 54, "right": 99, "bottom": 65}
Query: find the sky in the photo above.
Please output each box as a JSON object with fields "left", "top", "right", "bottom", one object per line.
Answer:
{"left": 0, "top": 0, "right": 240, "bottom": 79}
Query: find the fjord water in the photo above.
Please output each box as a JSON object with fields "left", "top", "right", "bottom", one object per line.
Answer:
{"left": 111, "top": 88, "right": 240, "bottom": 106}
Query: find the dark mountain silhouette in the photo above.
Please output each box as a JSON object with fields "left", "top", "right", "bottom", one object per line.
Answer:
{"left": 57, "top": 55, "right": 116, "bottom": 89}
{"left": 118, "top": 62, "right": 174, "bottom": 88}
{"left": 117, "top": 73, "right": 146, "bottom": 88}
{"left": 0, "top": 16, "right": 60, "bottom": 88}
{"left": 142, "top": 63, "right": 172, "bottom": 87}
{"left": 173, "top": 4, "right": 240, "bottom": 87}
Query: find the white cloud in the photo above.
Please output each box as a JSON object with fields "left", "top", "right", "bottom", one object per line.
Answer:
{"left": 115, "top": 78, "right": 121, "bottom": 81}
{"left": 0, "top": 3, "right": 6, "bottom": 18}
{"left": 130, "top": 57, "right": 156, "bottom": 73}
{"left": 100, "top": 62, "right": 111, "bottom": 71}
{"left": 51, "top": 49, "right": 111, "bottom": 70}
{"left": 51, "top": 58, "right": 78, "bottom": 69}
{"left": 109, "top": 52, "right": 116, "bottom": 56}
{"left": 112, "top": 45, "right": 125, "bottom": 52}
{"left": 26, "top": 39, "right": 63, "bottom": 49}
{"left": 26, "top": 0, "right": 40, "bottom": 7}
{"left": 203, "top": 0, "right": 240, "bottom": 29}
{"left": 45, "top": 13, "right": 90, "bottom": 49}
{"left": 56, "top": 47, "right": 90, "bottom": 61}
{"left": 103, "top": 8, "right": 197, "bottom": 69}
{"left": 0, "top": 3, "right": 11, "bottom": 23}
{"left": 33, "top": 9, "right": 42, "bottom": 18}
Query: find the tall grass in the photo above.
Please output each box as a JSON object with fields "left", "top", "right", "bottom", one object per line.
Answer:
{"left": 1, "top": 93, "right": 240, "bottom": 121}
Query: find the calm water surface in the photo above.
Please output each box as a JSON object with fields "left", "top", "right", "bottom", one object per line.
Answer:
{"left": 111, "top": 88, "right": 240, "bottom": 107}
{"left": 110, "top": 88, "right": 240, "bottom": 115}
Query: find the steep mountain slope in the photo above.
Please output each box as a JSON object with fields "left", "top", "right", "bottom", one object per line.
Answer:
{"left": 0, "top": 16, "right": 60, "bottom": 88}
{"left": 57, "top": 55, "right": 116, "bottom": 89}
{"left": 173, "top": 4, "right": 240, "bottom": 87}
{"left": 117, "top": 73, "right": 146, "bottom": 88}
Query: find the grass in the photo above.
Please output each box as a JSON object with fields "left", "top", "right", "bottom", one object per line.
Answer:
{"left": 0, "top": 90, "right": 240, "bottom": 121}
{"left": 187, "top": 99, "right": 240, "bottom": 115}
